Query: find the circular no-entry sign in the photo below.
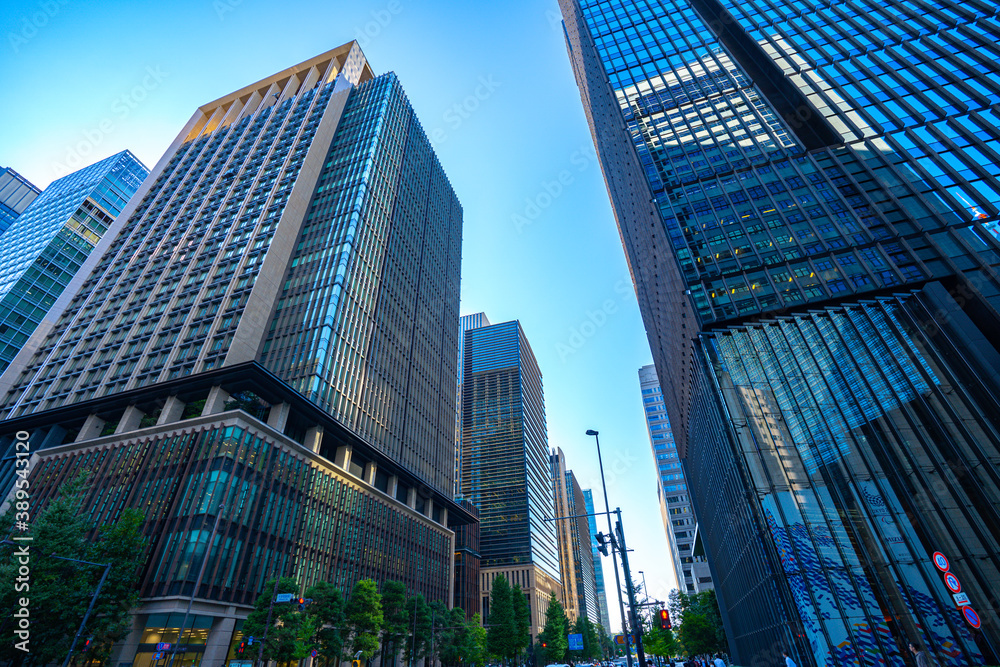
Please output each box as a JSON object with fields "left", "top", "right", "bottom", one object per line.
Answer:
{"left": 932, "top": 552, "right": 949, "bottom": 572}
{"left": 944, "top": 572, "right": 961, "bottom": 594}
{"left": 963, "top": 607, "right": 981, "bottom": 629}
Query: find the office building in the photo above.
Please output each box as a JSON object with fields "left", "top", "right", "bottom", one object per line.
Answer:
{"left": 460, "top": 317, "right": 561, "bottom": 638}
{"left": 456, "top": 312, "right": 491, "bottom": 496}
{"left": 0, "top": 42, "right": 472, "bottom": 666}
{"left": 0, "top": 153, "right": 147, "bottom": 374}
{"left": 639, "top": 364, "right": 713, "bottom": 594}
{"left": 560, "top": 0, "right": 1000, "bottom": 664}
{"left": 550, "top": 448, "right": 598, "bottom": 625}
{"left": 0, "top": 167, "right": 40, "bottom": 237}
{"left": 452, "top": 498, "right": 482, "bottom": 620}
{"left": 582, "top": 489, "right": 612, "bottom": 632}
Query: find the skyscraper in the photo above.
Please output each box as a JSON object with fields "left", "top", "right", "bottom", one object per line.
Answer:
{"left": 561, "top": 0, "right": 1000, "bottom": 664}
{"left": 0, "top": 42, "right": 471, "bottom": 666}
{"left": 0, "top": 152, "right": 147, "bottom": 374}
{"left": 550, "top": 448, "right": 598, "bottom": 625}
{"left": 583, "top": 488, "right": 613, "bottom": 632}
{"left": 0, "top": 167, "right": 40, "bottom": 237}
{"left": 638, "top": 364, "right": 713, "bottom": 594}
{"left": 460, "top": 317, "right": 561, "bottom": 637}
{"left": 456, "top": 312, "right": 491, "bottom": 496}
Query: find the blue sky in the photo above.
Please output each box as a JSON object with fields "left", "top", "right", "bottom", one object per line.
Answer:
{"left": 1, "top": 0, "right": 678, "bottom": 629}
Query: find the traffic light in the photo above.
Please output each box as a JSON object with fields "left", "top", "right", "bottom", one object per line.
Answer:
{"left": 658, "top": 609, "right": 671, "bottom": 630}
{"left": 595, "top": 532, "right": 610, "bottom": 556}
{"left": 82, "top": 637, "right": 93, "bottom": 652}
{"left": 236, "top": 641, "right": 247, "bottom": 655}
{"left": 297, "top": 597, "right": 314, "bottom": 611}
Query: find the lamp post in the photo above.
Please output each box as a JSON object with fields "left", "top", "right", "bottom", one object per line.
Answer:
{"left": 587, "top": 429, "right": 634, "bottom": 667}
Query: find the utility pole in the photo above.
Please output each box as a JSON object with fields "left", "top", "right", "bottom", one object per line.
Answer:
{"left": 615, "top": 508, "right": 647, "bottom": 667}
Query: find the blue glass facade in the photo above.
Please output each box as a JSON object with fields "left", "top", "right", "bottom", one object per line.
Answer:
{"left": 0, "top": 152, "right": 147, "bottom": 373}
{"left": 583, "top": 488, "right": 613, "bottom": 632}
{"left": 560, "top": 0, "right": 1000, "bottom": 664}
{"left": 0, "top": 167, "right": 40, "bottom": 237}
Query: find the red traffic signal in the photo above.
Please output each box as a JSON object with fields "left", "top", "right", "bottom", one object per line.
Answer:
{"left": 659, "top": 609, "right": 671, "bottom": 630}
{"left": 237, "top": 641, "right": 246, "bottom": 654}
{"left": 82, "top": 637, "right": 93, "bottom": 652}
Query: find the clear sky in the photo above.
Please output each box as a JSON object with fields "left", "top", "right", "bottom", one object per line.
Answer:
{"left": 1, "top": 0, "right": 679, "bottom": 630}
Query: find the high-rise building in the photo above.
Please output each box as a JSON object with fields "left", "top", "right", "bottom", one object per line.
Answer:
{"left": 460, "top": 317, "right": 561, "bottom": 638}
{"left": 0, "top": 167, "right": 40, "bottom": 237}
{"left": 0, "top": 42, "right": 472, "bottom": 666}
{"left": 638, "top": 364, "right": 713, "bottom": 594}
{"left": 0, "top": 152, "right": 147, "bottom": 375}
{"left": 561, "top": 0, "right": 1000, "bottom": 665}
{"left": 550, "top": 448, "right": 598, "bottom": 625}
{"left": 582, "top": 489, "right": 612, "bottom": 632}
{"left": 456, "top": 312, "right": 491, "bottom": 496}
{"left": 452, "top": 498, "right": 482, "bottom": 620}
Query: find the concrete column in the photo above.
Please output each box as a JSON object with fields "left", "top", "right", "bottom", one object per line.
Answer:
{"left": 386, "top": 475, "right": 399, "bottom": 499}
{"left": 267, "top": 402, "right": 291, "bottom": 431}
{"left": 76, "top": 414, "right": 105, "bottom": 442}
{"left": 109, "top": 613, "right": 145, "bottom": 665}
{"left": 202, "top": 615, "right": 236, "bottom": 667}
{"left": 304, "top": 425, "right": 324, "bottom": 453}
{"left": 424, "top": 497, "right": 434, "bottom": 519}
{"left": 439, "top": 507, "right": 448, "bottom": 526}
{"left": 202, "top": 386, "right": 230, "bottom": 416}
{"left": 115, "top": 406, "right": 145, "bottom": 434}
{"left": 157, "top": 396, "right": 185, "bottom": 425}
{"left": 363, "top": 461, "right": 377, "bottom": 486}
{"left": 406, "top": 486, "right": 417, "bottom": 509}
{"left": 334, "top": 444, "right": 352, "bottom": 470}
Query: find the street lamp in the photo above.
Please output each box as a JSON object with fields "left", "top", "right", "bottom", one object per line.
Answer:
{"left": 587, "top": 429, "right": 634, "bottom": 667}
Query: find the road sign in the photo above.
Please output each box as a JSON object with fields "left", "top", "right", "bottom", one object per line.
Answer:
{"left": 614, "top": 634, "right": 635, "bottom": 645}
{"left": 953, "top": 592, "right": 970, "bottom": 607}
{"left": 963, "top": 607, "right": 981, "bottom": 629}
{"left": 155, "top": 643, "right": 171, "bottom": 651}
{"left": 568, "top": 633, "right": 584, "bottom": 651}
{"left": 932, "top": 552, "right": 949, "bottom": 572}
{"left": 275, "top": 593, "right": 294, "bottom": 603}
{"left": 311, "top": 649, "right": 319, "bottom": 658}
{"left": 153, "top": 652, "right": 164, "bottom": 660}
{"left": 944, "top": 572, "right": 961, "bottom": 593}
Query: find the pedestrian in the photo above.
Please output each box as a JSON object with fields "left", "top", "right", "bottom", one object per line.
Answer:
{"left": 909, "top": 642, "right": 935, "bottom": 667}
{"left": 782, "top": 650, "right": 797, "bottom": 667}
{"left": 714, "top": 653, "right": 726, "bottom": 667}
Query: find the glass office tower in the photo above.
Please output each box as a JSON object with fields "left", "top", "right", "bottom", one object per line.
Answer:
{"left": 583, "top": 489, "right": 613, "bottom": 632}
{"left": 0, "top": 42, "right": 471, "bottom": 666}
{"left": 638, "top": 364, "right": 713, "bottom": 594}
{"left": 560, "top": 0, "right": 1000, "bottom": 665}
{"left": 0, "top": 152, "right": 147, "bottom": 374}
{"left": 0, "top": 167, "right": 40, "bottom": 237}
{"left": 460, "top": 318, "right": 561, "bottom": 637}
{"left": 550, "top": 448, "right": 599, "bottom": 625}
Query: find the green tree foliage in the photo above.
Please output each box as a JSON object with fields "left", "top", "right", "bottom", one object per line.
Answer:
{"left": 469, "top": 613, "right": 488, "bottom": 665}
{"left": 306, "top": 581, "right": 346, "bottom": 666}
{"left": 570, "top": 616, "right": 601, "bottom": 660}
{"left": 380, "top": 580, "right": 409, "bottom": 667}
{"left": 645, "top": 625, "right": 680, "bottom": 659}
{"left": 243, "top": 578, "right": 315, "bottom": 663}
{"left": 404, "top": 592, "right": 432, "bottom": 664}
{"left": 425, "top": 599, "right": 450, "bottom": 664}
{"left": 486, "top": 574, "right": 518, "bottom": 659}
{"left": 539, "top": 592, "right": 569, "bottom": 662}
{"left": 511, "top": 583, "right": 531, "bottom": 657}
{"left": 345, "top": 578, "right": 383, "bottom": 661}
{"left": 669, "top": 589, "right": 728, "bottom": 656}
{"left": 0, "top": 473, "right": 147, "bottom": 666}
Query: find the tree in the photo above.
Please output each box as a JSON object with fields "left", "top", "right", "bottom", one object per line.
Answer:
{"left": 570, "top": 615, "right": 601, "bottom": 661}
{"left": 486, "top": 574, "right": 517, "bottom": 660}
{"left": 306, "top": 581, "right": 346, "bottom": 666}
{"left": 512, "top": 583, "right": 531, "bottom": 658}
{"left": 345, "top": 578, "right": 383, "bottom": 662}
{"left": 539, "top": 592, "right": 569, "bottom": 662}
{"left": 381, "top": 580, "right": 409, "bottom": 666}
{"left": 668, "top": 588, "right": 728, "bottom": 656}
{"left": 243, "top": 577, "right": 314, "bottom": 663}
{"left": 0, "top": 473, "right": 147, "bottom": 666}
{"left": 404, "top": 592, "right": 432, "bottom": 664}
{"left": 469, "top": 612, "right": 489, "bottom": 666}
{"left": 645, "top": 625, "right": 679, "bottom": 659}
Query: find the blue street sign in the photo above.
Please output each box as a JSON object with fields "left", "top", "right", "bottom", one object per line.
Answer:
{"left": 568, "top": 633, "right": 584, "bottom": 651}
